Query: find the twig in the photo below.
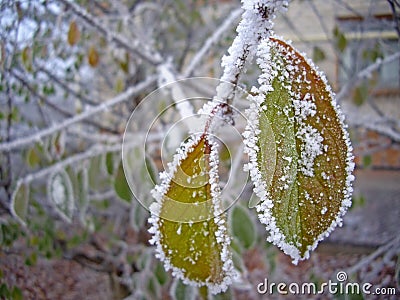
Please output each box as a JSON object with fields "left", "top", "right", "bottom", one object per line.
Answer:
{"left": 307, "top": 0, "right": 350, "bottom": 75}
{"left": 15, "top": 131, "right": 162, "bottom": 186}
{"left": 337, "top": 51, "right": 400, "bottom": 101}
{"left": 36, "top": 65, "right": 98, "bottom": 106}
{"left": 217, "top": 1, "right": 289, "bottom": 104}
{"left": 59, "top": 0, "right": 162, "bottom": 66}
{"left": 182, "top": 8, "right": 242, "bottom": 78}
{"left": 388, "top": 0, "right": 400, "bottom": 39}
{"left": 10, "top": 69, "right": 120, "bottom": 135}
{"left": 345, "top": 236, "right": 400, "bottom": 275}
{"left": 0, "top": 75, "right": 157, "bottom": 152}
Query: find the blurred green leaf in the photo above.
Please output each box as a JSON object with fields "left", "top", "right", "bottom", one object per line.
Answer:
{"left": 333, "top": 26, "right": 347, "bottom": 52}
{"left": 76, "top": 168, "right": 89, "bottom": 223}
{"left": 25, "top": 252, "right": 38, "bottom": 266}
{"left": 11, "top": 183, "right": 30, "bottom": 226}
{"left": 155, "top": 261, "right": 168, "bottom": 286}
{"left": 0, "top": 283, "right": 10, "bottom": 299}
{"left": 26, "top": 148, "right": 40, "bottom": 168}
{"left": 147, "top": 277, "right": 161, "bottom": 299}
{"left": 231, "top": 206, "right": 255, "bottom": 249}
{"left": 362, "top": 155, "right": 372, "bottom": 168}
{"left": 114, "top": 161, "right": 132, "bottom": 202}
{"left": 115, "top": 77, "right": 124, "bottom": 93}
{"left": 312, "top": 46, "right": 326, "bottom": 63}
{"left": 105, "top": 152, "right": 114, "bottom": 175}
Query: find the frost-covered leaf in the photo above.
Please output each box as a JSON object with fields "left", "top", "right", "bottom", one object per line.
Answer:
{"left": 148, "top": 135, "right": 236, "bottom": 295}
{"left": 10, "top": 182, "right": 29, "bottom": 226}
{"left": 67, "top": 20, "right": 80, "bottom": 46}
{"left": 244, "top": 37, "right": 354, "bottom": 264}
{"left": 130, "top": 199, "right": 147, "bottom": 231}
{"left": 231, "top": 205, "right": 255, "bottom": 249}
{"left": 155, "top": 261, "right": 168, "bottom": 286}
{"left": 88, "top": 155, "right": 109, "bottom": 191}
{"left": 47, "top": 170, "right": 75, "bottom": 222}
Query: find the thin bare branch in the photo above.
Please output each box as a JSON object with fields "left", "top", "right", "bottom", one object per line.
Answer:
{"left": 337, "top": 51, "right": 400, "bottom": 101}
{"left": 183, "top": 8, "right": 242, "bottom": 78}
{"left": 0, "top": 75, "right": 157, "bottom": 152}
{"left": 59, "top": 0, "right": 162, "bottom": 66}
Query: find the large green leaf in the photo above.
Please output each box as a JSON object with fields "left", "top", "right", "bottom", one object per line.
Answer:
{"left": 245, "top": 37, "right": 354, "bottom": 264}
{"left": 148, "top": 135, "right": 236, "bottom": 295}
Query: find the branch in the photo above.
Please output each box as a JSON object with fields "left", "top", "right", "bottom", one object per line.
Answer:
{"left": 345, "top": 235, "right": 400, "bottom": 275}
{"left": 388, "top": 0, "right": 400, "bottom": 39}
{"left": 212, "top": 0, "right": 289, "bottom": 109}
{"left": 336, "top": 51, "right": 400, "bottom": 101}
{"left": 59, "top": 0, "right": 162, "bottom": 66}
{"left": 10, "top": 69, "right": 120, "bottom": 134}
{"left": 0, "top": 75, "right": 157, "bottom": 152}
{"left": 16, "top": 131, "right": 162, "bottom": 186}
{"left": 36, "top": 64, "right": 98, "bottom": 106}
{"left": 182, "top": 8, "right": 242, "bottom": 77}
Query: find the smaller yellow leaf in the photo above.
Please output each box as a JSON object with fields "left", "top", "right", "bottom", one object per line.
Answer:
{"left": 68, "top": 21, "right": 80, "bottom": 46}
{"left": 88, "top": 46, "right": 99, "bottom": 67}
{"left": 148, "top": 135, "right": 236, "bottom": 294}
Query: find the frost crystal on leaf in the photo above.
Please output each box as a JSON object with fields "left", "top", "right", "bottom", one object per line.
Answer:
{"left": 244, "top": 37, "right": 355, "bottom": 264}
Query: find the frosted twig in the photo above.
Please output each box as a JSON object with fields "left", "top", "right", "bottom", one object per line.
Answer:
{"left": 36, "top": 64, "right": 98, "bottom": 106}
{"left": 16, "top": 132, "right": 162, "bottom": 186}
{"left": 306, "top": 0, "right": 350, "bottom": 75}
{"left": 0, "top": 75, "right": 157, "bottom": 152}
{"left": 10, "top": 69, "right": 119, "bottom": 134}
{"left": 158, "top": 63, "right": 195, "bottom": 121}
{"left": 345, "top": 236, "right": 400, "bottom": 275}
{"left": 89, "top": 190, "right": 116, "bottom": 201}
{"left": 337, "top": 51, "right": 400, "bottom": 101}
{"left": 67, "top": 127, "right": 122, "bottom": 144}
{"left": 182, "top": 8, "right": 242, "bottom": 77}
{"left": 215, "top": 0, "right": 289, "bottom": 105}
{"left": 59, "top": 0, "right": 162, "bottom": 66}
